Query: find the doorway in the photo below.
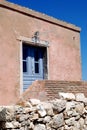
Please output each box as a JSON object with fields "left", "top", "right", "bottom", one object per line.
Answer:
{"left": 22, "top": 43, "right": 47, "bottom": 91}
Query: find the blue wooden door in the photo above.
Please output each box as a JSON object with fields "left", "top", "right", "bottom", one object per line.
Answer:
{"left": 23, "top": 44, "right": 44, "bottom": 91}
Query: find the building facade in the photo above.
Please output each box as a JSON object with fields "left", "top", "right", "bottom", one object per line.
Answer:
{"left": 0, "top": 0, "right": 81, "bottom": 105}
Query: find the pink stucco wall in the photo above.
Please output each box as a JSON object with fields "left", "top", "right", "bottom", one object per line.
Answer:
{"left": 0, "top": 1, "right": 81, "bottom": 105}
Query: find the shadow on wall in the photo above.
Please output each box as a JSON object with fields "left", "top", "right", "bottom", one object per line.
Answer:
{"left": 0, "top": 122, "right": 5, "bottom": 129}
{"left": 0, "top": 108, "right": 6, "bottom": 129}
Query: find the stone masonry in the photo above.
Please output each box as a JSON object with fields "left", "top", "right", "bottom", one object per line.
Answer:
{"left": 0, "top": 93, "right": 87, "bottom": 130}
{"left": 22, "top": 80, "right": 87, "bottom": 101}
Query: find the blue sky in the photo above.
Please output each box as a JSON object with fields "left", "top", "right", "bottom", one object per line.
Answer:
{"left": 7, "top": 0, "right": 87, "bottom": 81}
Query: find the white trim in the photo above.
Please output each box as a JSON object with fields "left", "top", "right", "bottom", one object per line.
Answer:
{"left": 19, "top": 36, "right": 49, "bottom": 92}
{"left": 20, "top": 41, "right": 23, "bottom": 94}
{"left": 17, "top": 36, "right": 49, "bottom": 47}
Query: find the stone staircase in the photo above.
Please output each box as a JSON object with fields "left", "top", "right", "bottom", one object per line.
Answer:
{"left": 21, "top": 80, "right": 87, "bottom": 101}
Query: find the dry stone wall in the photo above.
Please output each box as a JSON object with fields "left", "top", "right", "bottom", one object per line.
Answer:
{"left": 0, "top": 93, "right": 87, "bottom": 130}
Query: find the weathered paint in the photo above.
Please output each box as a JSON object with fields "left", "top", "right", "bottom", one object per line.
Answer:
{"left": 0, "top": 1, "right": 81, "bottom": 105}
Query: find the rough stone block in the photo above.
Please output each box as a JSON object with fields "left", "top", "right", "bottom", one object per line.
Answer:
{"left": 51, "top": 113, "right": 64, "bottom": 129}
{"left": 0, "top": 107, "right": 6, "bottom": 121}
{"left": 59, "top": 92, "right": 75, "bottom": 100}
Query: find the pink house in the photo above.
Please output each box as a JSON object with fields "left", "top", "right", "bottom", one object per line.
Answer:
{"left": 0, "top": 0, "right": 83, "bottom": 105}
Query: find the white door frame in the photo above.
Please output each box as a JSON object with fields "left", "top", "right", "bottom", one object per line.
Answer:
{"left": 19, "top": 39, "right": 49, "bottom": 94}
{"left": 20, "top": 41, "right": 23, "bottom": 94}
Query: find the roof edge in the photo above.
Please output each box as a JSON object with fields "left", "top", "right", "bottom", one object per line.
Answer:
{"left": 0, "top": 0, "right": 81, "bottom": 32}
